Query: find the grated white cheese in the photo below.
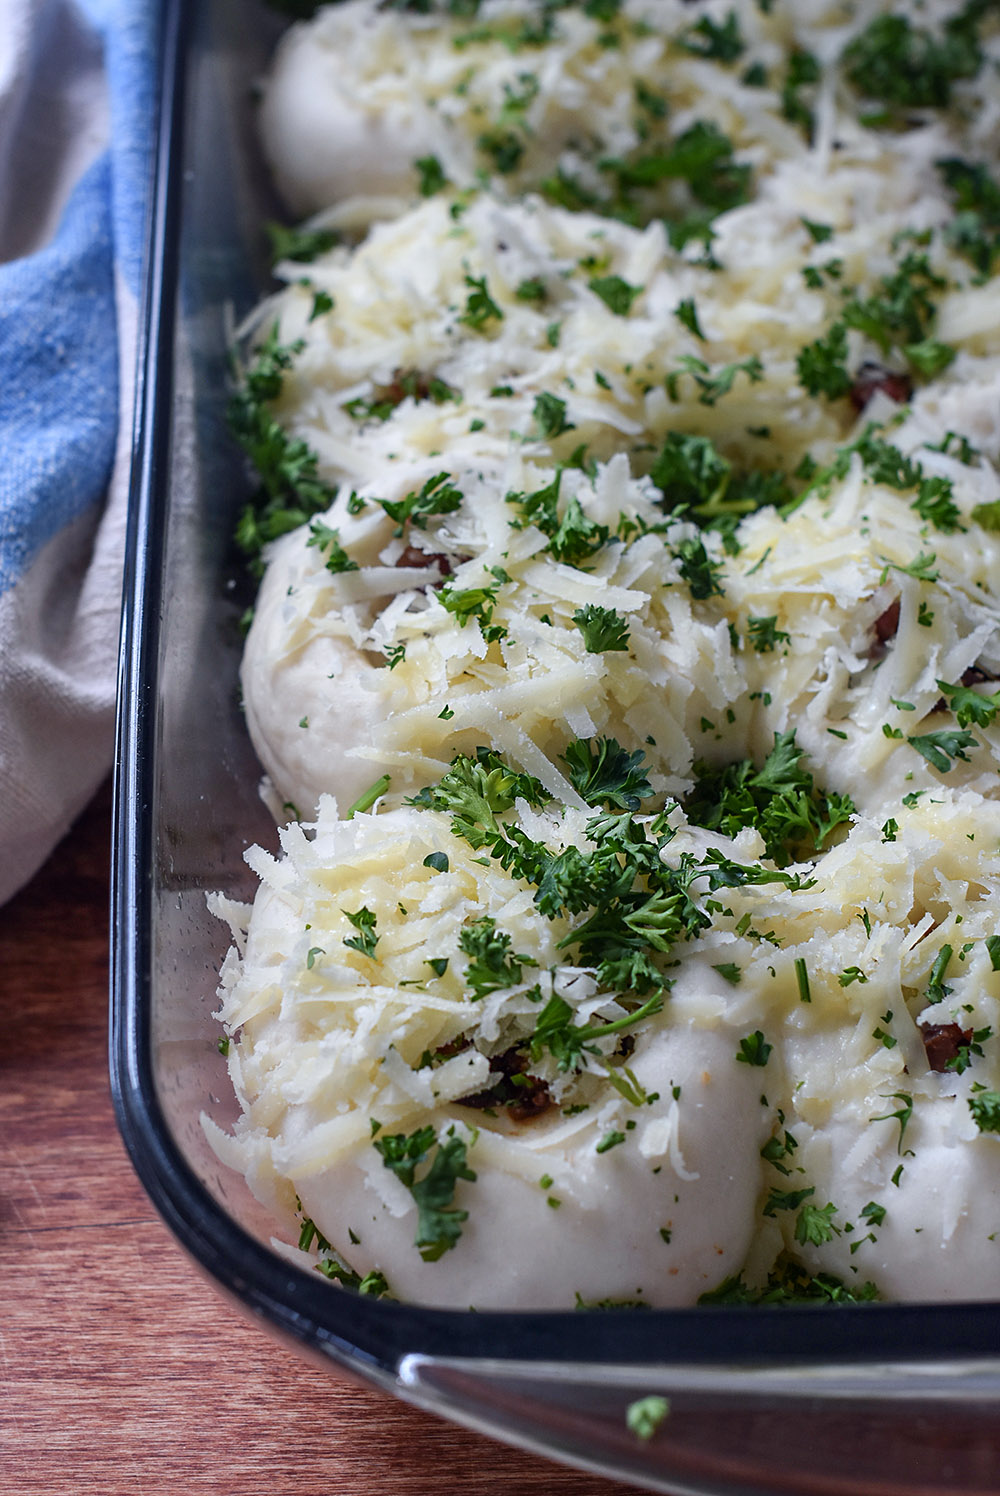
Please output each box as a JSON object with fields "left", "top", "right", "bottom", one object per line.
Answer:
{"left": 213, "top": 0, "right": 1000, "bottom": 1309}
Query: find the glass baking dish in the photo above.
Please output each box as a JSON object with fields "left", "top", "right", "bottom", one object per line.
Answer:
{"left": 110, "top": 3, "right": 1000, "bottom": 1490}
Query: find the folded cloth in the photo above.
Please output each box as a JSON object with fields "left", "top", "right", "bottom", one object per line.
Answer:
{"left": 0, "top": 0, "right": 159, "bottom": 905}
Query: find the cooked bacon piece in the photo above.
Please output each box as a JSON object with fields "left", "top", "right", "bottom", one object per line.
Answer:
{"left": 874, "top": 598, "right": 900, "bottom": 644}
{"left": 920, "top": 1022, "right": 973, "bottom": 1073}
{"left": 458, "top": 1045, "right": 552, "bottom": 1121}
{"left": 850, "top": 362, "right": 912, "bottom": 412}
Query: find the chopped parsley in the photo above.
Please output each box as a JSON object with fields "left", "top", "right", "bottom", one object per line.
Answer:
{"left": 907, "top": 728, "right": 978, "bottom": 772}
{"left": 796, "top": 321, "right": 851, "bottom": 400}
{"left": 747, "top": 615, "right": 791, "bottom": 654}
{"left": 458, "top": 273, "right": 503, "bottom": 331}
{"left": 700, "top": 1258, "right": 879, "bottom": 1305}
{"left": 665, "top": 352, "right": 764, "bottom": 407}
{"left": 678, "top": 11, "right": 744, "bottom": 62}
{"left": 969, "top": 1088, "right": 1000, "bottom": 1134}
{"left": 736, "top": 1030, "right": 772, "bottom": 1067}
{"left": 938, "top": 156, "right": 1000, "bottom": 276}
{"left": 377, "top": 471, "right": 464, "bottom": 533}
{"left": 589, "top": 274, "right": 641, "bottom": 316}
{"left": 230, "top": 327, "right": 337, "bottom": 565}
{"left": 374, "top": 1125, "right": 477, "bottom": 1261}
{"left": 842, "top": 10, "right": 986, "bottom": 113}
{"left": 674, "top": 297, "right": 706, "bottom": 341}
{"left": 415, "top": 153, "right": 448, "bottom": 196}
{"left": 458, "top": 915, "right": 536, "bottom": 998}
{"left": 572, "top": 603, "right": 631, "bottom": 653}
{"left": 265, "top": 221, "right": 337, "bottom": 265}
{"left": 936, "top": 678, "right": 1000, "bottom": 729}
{"left": 626, "top": 1396, "right": 670, "bottom": 1442}
{"left": 306, "top": 519, "right": 359, "bottom": 574}
{"left": 528, "top": 991, "right": 663, "bottom": 1073}
{"left": 561, "top": 736, "right": 653, "bottom": 811}
{"left": 671, "top": 536, "right": 725, "bottom": 599}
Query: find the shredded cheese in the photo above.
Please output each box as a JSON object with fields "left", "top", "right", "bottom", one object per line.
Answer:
{"left": 212, "top": 0, "right": 1000, "bottom": 1309}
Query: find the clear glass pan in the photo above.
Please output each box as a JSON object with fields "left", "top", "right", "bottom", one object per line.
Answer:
{"left": 111, "top": 4, "right": 1000, "bottom": 1490}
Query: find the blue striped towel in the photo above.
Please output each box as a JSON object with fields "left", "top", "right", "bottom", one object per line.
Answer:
{"left": 0, "top": 0, "right": 159, "bottom": 904}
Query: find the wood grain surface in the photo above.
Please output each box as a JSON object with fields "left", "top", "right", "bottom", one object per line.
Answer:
{"left": 0, "top": 781, "right": 638, "bottom": 1496}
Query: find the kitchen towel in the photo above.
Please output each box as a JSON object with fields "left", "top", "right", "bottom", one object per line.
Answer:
{"left": 0, "top": 0, "right": 159, "bottom": 905}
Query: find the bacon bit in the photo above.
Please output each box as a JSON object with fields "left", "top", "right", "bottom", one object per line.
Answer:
{"left": 380, "top": 369, "right": 435, "bottom": 406}
{"left": 396, "top": 544, "right": 453, "bottom": 576}
{"left": 508, "top": 1082, "right": 553, "bottom": 1122}
{"left": 434, "top": 1037, "right": 467, "bottom": 1059}
{"left": 850, "top": 362, "right": 912, "bottom": 412}
{"left": 920, "top": 1022, "right": 973, "bottom": 1073}
{"left": 961, "top": 664, "right": 1000, "bottom": 686}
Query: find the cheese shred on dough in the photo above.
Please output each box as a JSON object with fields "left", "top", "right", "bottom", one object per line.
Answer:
{"left": 211, "top": 0, "right": 1000, "bottom": 1309}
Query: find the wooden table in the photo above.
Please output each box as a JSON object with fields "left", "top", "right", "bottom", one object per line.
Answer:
{"left": 0, "top": 781, "right": 637, "bottom": 1496}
